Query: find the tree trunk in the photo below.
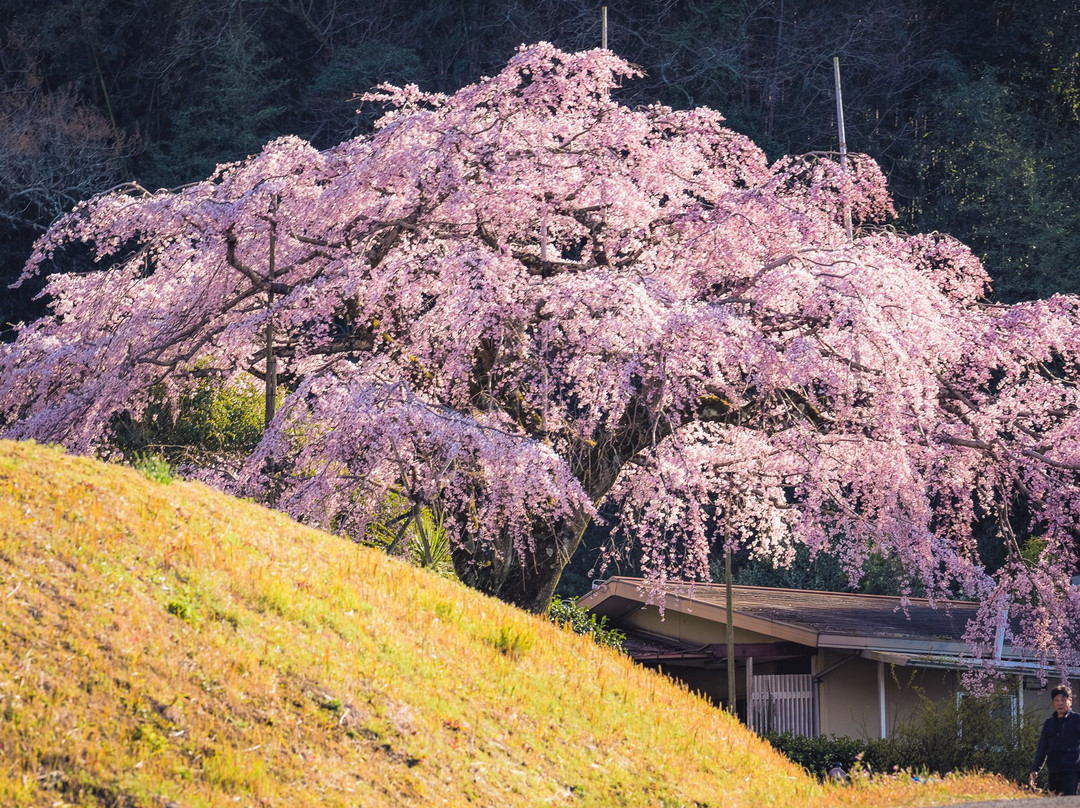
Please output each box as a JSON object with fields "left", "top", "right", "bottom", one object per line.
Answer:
{"left": 493, "top": 435, "right": 640, "bottom": 612}
{"left": 496, "top": 512, "right": 591, "bottom": 614}
{"left": 450, "top": 526, "right": 515, "bottom": 597}
{"left": 264, "top": 199, "right": 279, "bottom": 427}
{"left": 454, "top": 414, "right": 649, "bottom": 612}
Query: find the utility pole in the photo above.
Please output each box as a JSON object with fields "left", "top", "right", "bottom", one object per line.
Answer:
{"left": 832, "top": 56, "right": 853, "bottom": 242}
{"left": 601, "top": 6, "right": 608, "bottom": 50}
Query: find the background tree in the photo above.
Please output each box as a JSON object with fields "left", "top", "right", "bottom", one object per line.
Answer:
{"left": 4, "top": 45, "right": 1080, "bottom": 677}
{"left": 906, "top": 0, "right": 1080, "bottom": 303}
{"left": 0, "top": 32, "right": 134, "bottom": 334}
{"left": 5, "top": 0, "right": 1080, "bottom": 325}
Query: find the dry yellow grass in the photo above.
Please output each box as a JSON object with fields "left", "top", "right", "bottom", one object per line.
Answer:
{"left": 0, "top": 439, "right": 1026, "bottom": 807}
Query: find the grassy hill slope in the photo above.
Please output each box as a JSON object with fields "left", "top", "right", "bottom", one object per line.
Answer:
{"left": 0, "top": 440, "right": 1022, "bottom": 807}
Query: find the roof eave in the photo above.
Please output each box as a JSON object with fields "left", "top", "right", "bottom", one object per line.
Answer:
{"left": 581, "top": 578, "right": 820, "bottom": 647}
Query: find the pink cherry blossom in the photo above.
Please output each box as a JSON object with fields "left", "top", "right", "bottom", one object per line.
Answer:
{"left": 3, "top": 43, "right": 1080, "bottom": 680}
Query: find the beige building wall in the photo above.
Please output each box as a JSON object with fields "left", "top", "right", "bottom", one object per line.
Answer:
{"left": 1020, "top": 677, "right": 1063, "bottom": 727}
{"left": 817, "top": 652, "right": 961, "bottom": 739}
{"left": 816, "top": 651, "right": 883, "bottom": 738}
{"left": 884, "top": 664, "right": 956, "bottom": 735}
{"left": 620, "top": 604, "right": 778, "bottom": 646}
{"left": 815, "top": 655, "right": 1048, "bottom": 740}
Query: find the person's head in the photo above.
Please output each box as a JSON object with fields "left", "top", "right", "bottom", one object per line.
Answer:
{"left": 1052, "top": 685, "right": 1073, "bottom": 714}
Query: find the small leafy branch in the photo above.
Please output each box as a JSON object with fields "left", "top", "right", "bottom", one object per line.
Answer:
{"left": 548, "top": 596, "right": 625, "bottom": 652}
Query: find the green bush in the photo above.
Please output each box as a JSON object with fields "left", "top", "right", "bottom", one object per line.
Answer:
{"left": 362, "top": 495, "right": 457, "bottom": 579}
{"left": 490, "top": 625, "right": 535, "bottom": 660}
{"left": 165, "top": 599, "right": 192, "bottom": 621}
{"left": 548, "top": 596, "right": 625, "bottom": 652}
{"left": 878, "top": 689, "right": 1039, "bottom": 784}
{"left": 762, "top": 732, "right": 866, "bottom": 778}
{"left": 168, "top": 377, "right": 268, "bottom": 452}
{"left": 764, "top": 687, "right": 1039, "bottom": 784}
{"left": 112, "top": 375, "right": 275, "bottom": 465}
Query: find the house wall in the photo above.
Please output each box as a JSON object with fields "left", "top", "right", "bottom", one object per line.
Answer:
{"left": 886, "top": 663, "right": 957, "bottom": 735}
{"left": 815, "top": 651, "right": 880, "bottom": 738}
{"left": 620, "top": 603, "right": 778, "bottom": 646}
{"left": 647, "top": 644, "right": 1048, "bottom": 742}
{"left": 885, "top": 667, "right": 1059, "bottom": 739}
{"left": 1019, "top": 676, "right": 1063, "bottom": 727}
{"left": 815, "top": 652, "right": 958, "bottom": 739}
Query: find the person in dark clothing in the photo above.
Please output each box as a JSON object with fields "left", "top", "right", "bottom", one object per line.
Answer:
{"left": 1030, "top": 685, "right": 1080, "bottom": 795}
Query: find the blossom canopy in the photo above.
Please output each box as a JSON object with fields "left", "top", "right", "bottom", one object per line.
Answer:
{"left": 3, "top": 43, "right": 1080, "bottom": 677}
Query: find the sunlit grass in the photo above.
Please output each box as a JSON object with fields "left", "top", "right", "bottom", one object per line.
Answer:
{"left": 0, "top": 440, "right": 1025, "bottom": 806}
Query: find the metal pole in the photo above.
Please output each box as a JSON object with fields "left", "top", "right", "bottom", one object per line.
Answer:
{"left": 602, "top": 6, "right": 608, "bottom": 50}
{"left": 832, "top": 56, "right": 853, "bottom": 242}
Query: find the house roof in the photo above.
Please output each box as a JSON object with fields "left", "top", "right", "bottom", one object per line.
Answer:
{"left": 579, "top": 577, "right": 1033, "bottom": 666}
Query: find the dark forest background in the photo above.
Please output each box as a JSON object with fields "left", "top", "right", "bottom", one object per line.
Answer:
{"left": 4, "top": 1, "right": 1080, "bottom": 326}
{"left": 2, "top": 0, "right": 1075, "bottom": 595}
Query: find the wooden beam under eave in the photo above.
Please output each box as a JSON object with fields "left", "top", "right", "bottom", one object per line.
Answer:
{"left": 627, "top": 641, "right": 807, "bottom": 663}
{"left": 699, "top": 641, "right": 810, "bottom": 660}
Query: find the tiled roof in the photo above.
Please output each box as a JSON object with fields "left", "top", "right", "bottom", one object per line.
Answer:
{"left": 584, "top": 577, "right": 984, "bottom": 645}
{"left": 581, "top": 577, "right": 1051, "bottom": 673}
{"left": 656, "top": 580, "right": 978, "bottom": 642}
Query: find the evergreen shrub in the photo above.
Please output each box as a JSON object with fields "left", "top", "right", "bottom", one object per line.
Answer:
{"left": 548, "top": 597, "right": 625, "bottom": 652}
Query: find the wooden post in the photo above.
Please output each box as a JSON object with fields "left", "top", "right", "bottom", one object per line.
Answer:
{"left": 746, "top": 655, "right": 754, "bottom": 729}
{"left": 726, "top": 544, "right": 737, "bottom": 714}
{"left": 877, "top": 660, "right": 887, "bottom": 739}
{"left": 1017, "top": 674, "right": 1025, "bottom": 729}
{"left": 832, "top": 56, "right": 853, "bottom": 242}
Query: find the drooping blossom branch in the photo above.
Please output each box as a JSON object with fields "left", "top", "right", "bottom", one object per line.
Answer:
{"left": 3, "top": 43, "right": 1080, "bottom": 678}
